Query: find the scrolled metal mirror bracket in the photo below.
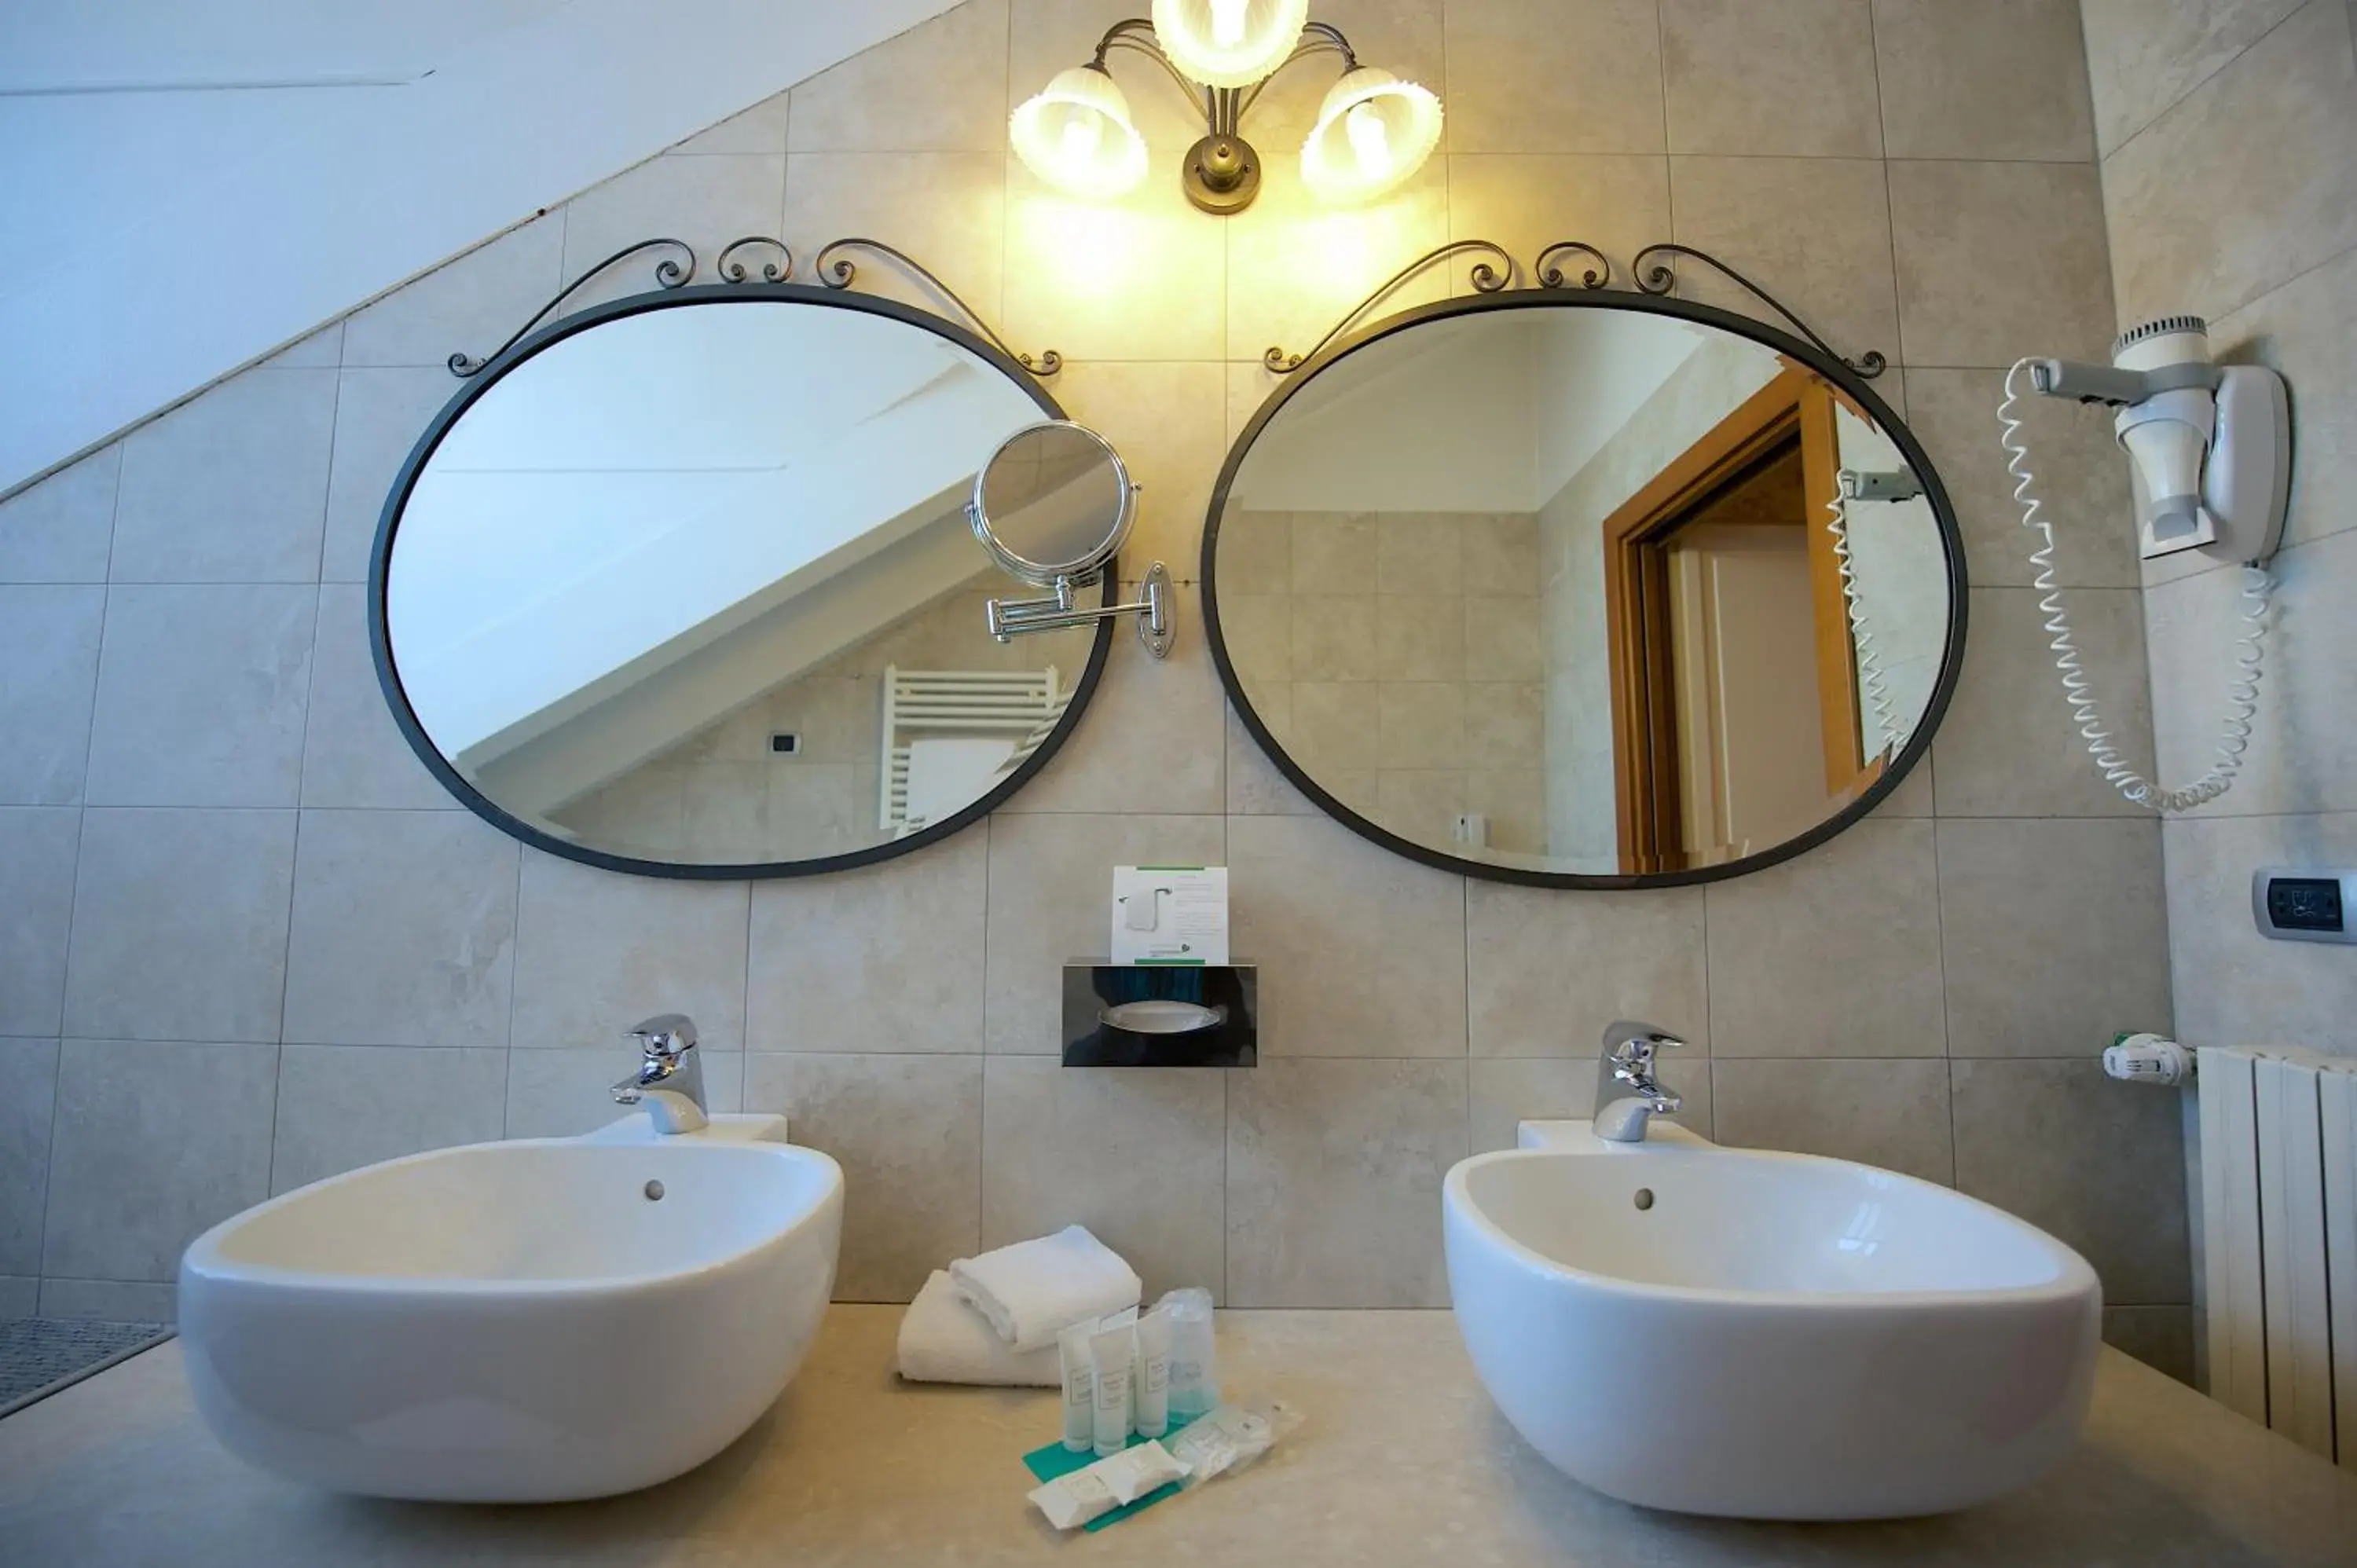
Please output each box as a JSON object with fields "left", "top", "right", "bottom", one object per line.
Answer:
{"left": 815, "top": 238, "right": 1061, "bottom": 377}
{"left": 1631, "top": 243, "right": 1888, "bottom": 379}
{"left": 446, "top": 234, "right": 1058, "bottom": 379}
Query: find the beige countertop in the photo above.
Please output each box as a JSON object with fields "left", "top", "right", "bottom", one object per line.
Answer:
{"left": 2, "top": 1307, "right": 2353, "bottom": 1567}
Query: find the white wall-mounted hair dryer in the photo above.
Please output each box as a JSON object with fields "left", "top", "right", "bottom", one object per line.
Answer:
{"left": 1996, "top": 317, "right": 2293, "bottom": 812}
{"left": 2017, "top": 315, "right": 2289, "bottom": 564}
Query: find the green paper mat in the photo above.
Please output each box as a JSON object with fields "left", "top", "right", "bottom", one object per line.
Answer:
{"left": 1021, "top": 1414, "right": 1199, "bottom": 1533}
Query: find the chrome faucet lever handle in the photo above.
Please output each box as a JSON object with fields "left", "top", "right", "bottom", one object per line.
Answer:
{"left": 627, "top": 1013, "right": 698, "bottom": 1058}
{"left": 1593, "top": 1020, "right": 1685, "bottom": 1143}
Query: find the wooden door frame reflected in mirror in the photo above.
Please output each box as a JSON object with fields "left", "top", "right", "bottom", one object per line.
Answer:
{"left": 1600, "top": 368, "right": 1882, "bottom": 874}
{"left": 1202, "top": 287, "right": 1968, "bottom": 891}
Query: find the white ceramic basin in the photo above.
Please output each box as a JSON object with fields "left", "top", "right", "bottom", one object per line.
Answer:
{"left": 1443, "top": 1126, "right": 2101, "bottom": 1519}
{"left": 179, "top": 1123, "right": 842, "bottom": 1503}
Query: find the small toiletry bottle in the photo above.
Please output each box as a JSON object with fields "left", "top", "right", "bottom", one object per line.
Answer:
{"left": 1088, "top": 1321, "right": 1135, "bottom": 1457}
{"left": 1158, "top": 1287, "right": 1218, "bottom": 1420}
{"left": 1058, "top": 1317, "right": 1100, "bottom": 1453}
{"left": 1132, "top": 1306, "right": 1172, "bottom": 1438}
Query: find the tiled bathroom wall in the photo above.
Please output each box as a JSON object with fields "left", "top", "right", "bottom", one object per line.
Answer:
{"left": 0, "top": 0, "right": 2190, "bottom": 1372}
{"left": 2080, "top": 0, "right": 2357, "bottom": 1061}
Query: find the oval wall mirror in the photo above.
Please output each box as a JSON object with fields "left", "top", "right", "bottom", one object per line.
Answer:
{"left": 1204, "top": 291, "right": 1965, "bottom": 888}
{"left": 371, "top": 287, "right": 1113, "bottom": 878}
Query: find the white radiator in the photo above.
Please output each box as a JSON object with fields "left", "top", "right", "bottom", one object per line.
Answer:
{"left": 878, "top": 665, "right": 1069, "bottom": 834}
{"left": 2197, "top": 1045, "right": 2357, "bottom": 1467}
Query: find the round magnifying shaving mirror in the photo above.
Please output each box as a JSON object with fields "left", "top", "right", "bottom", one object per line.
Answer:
{"left": 371, "top": 287, "right": 1114, "bottom": 878}
{"left": 1204, "top": 291, "right": 1965, "bottom": 888}
{"left": 970, "top": 420, "right": 1137, "bottom": 586}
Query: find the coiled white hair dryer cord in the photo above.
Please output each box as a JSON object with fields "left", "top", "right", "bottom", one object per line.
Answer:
{"left": 1824, "top": 492, "right": 1904, "bottom": 761}
{"left": 1997, "top": 357, "right": 2271, "bottom": 811}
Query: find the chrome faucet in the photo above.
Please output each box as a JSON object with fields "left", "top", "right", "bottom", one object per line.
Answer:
{"left": 611, "top": 1013, "right": 709, "bottom": 1134}
{"left": 1592, "top": 1020, "right": 1684, "bottom": 1143}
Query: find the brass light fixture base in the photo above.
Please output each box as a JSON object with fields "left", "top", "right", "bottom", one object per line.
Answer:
{"left": 1182, "top": 134, "right": 1262, "bottom": 214}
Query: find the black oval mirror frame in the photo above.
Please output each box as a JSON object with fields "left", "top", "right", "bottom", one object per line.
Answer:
{"left": 368, "top": 283, "right": 1117, "bottom": 881}
{"left": 1201, "top": 288, "right": 1969, "bottom": 891}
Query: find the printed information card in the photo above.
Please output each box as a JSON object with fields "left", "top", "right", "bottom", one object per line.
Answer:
{"left": 1111, "top": 866, "right": 1229, "bottom": 965}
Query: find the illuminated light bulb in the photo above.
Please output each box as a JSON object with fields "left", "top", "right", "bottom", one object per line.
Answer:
{"left": 1301, "top": 68, "right": 1442, "bottom": 203}
{"left": 1151, "top": 0, "right": 1310, "bottom": 89}
{"left": 1010, "top": 66, "right": 1148, "bottom": 200}
{"left": 1344, "top": 99, "right": 1390, "bottom": 175}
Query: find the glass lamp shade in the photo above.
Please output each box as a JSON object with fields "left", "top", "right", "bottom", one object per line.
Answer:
{"left": 1299, "top": 67, "right": 1443, "bottom": 203}
{"left": 1011, "top": 66, "right": 1149, "bottom": 200}
{"left": 1150, "top": 0, "right": 1311, "bottom": 89}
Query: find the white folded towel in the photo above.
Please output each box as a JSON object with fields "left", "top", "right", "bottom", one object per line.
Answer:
{"left": 896, "top": 1271, "right": 1062, "bottom": 1387}
{"left": 949, "top": 1225, "right": 1143, "bottom": 1353}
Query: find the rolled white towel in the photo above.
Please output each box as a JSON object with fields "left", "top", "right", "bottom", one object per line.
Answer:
{"left": 896, "top": 1271, "right": 1061, "bottom": 1387}
{"left": 949, "top": 1225, "right": 1142, "bottom": 1353}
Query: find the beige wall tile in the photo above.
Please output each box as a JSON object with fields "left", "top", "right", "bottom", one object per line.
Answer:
{"left": 1952, "top": 1057, "right": 2190, "bottom": 1303}
{"left": 0, "top": 586, "right": 102, "bottom": 806}
{"left": 2081, "top": 0, "right": 2306, "bottom": 155}
{"left": 1291, "top": 681, "right": 1380, "bottom": 771}
{"left": 43, "top": 1039, "right": 276, "bottom": 1283}
{"left": 983, "top": 811, "right": 1226, "bottom": 1053}
{"left": 1932, "top": 586, "right": 2154, "bottom": 817}
{"left": 510, "top": 852, "right": 750, "bottom": 1050}
{"left": 2207, "top": 244, "right": 2357, "bottom": 557}
{"left": 1706, "top": 819, "right": 1946, "bottom": 1057}
{"left": 1939, "top": 818, "right": 2172, "bottom": 1057}
{"left": 1376, "top": 683, "right": 1465, "bottom": 772}
{"left": 1447, "top": 156, "right": 1671, "bottom": 295}
{"left": 0, "top": 444, "right": 117, "bottom": 585}
{"left": 2161, "top": 811, "right": 2357, "bottom": 1053}
{"left": 0, "top": 1039, "right": 56, "bottom": 1275}
{"left": 559, "top": 154, "right": 787, "bottom": 313}
{"left": 790, "top": 0, "right": 1010, "bottom": 152}
{"left": 1464, "top": 595, "right": 1541, "bottom": 677}
{"left": 981, "top": 1057, "right": 1226, "bottom": 1298}
{"left": 1004, "top": 159, "right": 1227, "bottom": 361}
{"left": 1050, "top": 361, "right": 1227, "bottom": 570}
{"left": 300, "top": 584, "right": 456, "bottom": 811}
{"left": 0, "top": 811, "right": 76, "bottom": 1038}
{"left": 1230, "top": 814, "right": 1467, "bottom": 1057}
{"left": 673, "top": 90, "right": 791, "bottom": 156}
{"left": 1468, "top": 1053, "right": 1713, "bottom": 1151}
{"left": 1669, "top": 157, "right": 1900, "bottom": 372}
{"left": 2103, "top": 1304, "right": 2196, "bottom": 1386}
{"left": 1377, "top": 601, "right": 1464, "bottom": 682}
{"left": 2102, "top": 0, "right": 2357, "bottom": 327}
{"left": 1903, "top": 368, "right": 2139, "bottom": 589}
{"left": 1225, "top": 702, "right": 1321, "bottom": 815}
{"left": 85, "top": 585, "right": 314, "bottom": 810}
{"left": 2146, "top": 531, "right": 2357, "bottom": 821}
{"left": 744, "top": 1052, "right": 982, "bottom": 1302}
{"left": 1227, "top": 1058, "right": 1466, "bottom": 1306}
{"left": 1467, "top": 881, "right": 1707, "bottom": 1057}
{"left": 1871, "top": 0, "right": 2094, "bottom": 161}
{"left": 1443, "top": 0, "right": 1666, "bottom": 154}
{"left": 747, "top": 830, "right": 985, "bottom": 1052}
{"left": 342, "top": 217, "right": 564, "bottom": 369}
{"left": 282, "top": 809, "right": 519, "bottom": 1049}
{"left": 999, "top": 584, "right": 1226, "bottom": 814}
{"left": 321, "top": 367, "right": 456, "bottom": 584}
{"left": 1712, "top": 1057, "right": 1955, "bottom": 1183}
{"left": 1890, "top": 160, "right": 2114, "bottom": 368}
{"left": 66, "top": 809, "right": 295, "bottom": 1045}
{"left": 1226, "top": 156, "right": 1449, "bottom": 365}
{"left": 1663, "top": 0, "right": 1882, "bottom": 157}
{"left": 112, "top": 368, "right": 335, "bottom": 584}
{"left": 36, "top": 1278, "right": 174, "bottom": 1321}
{"left": 271, "top": 1045, "right": 506, "bottom": 1193}
{"left": 781, "top": 154, "right": 1006, "bottom": 317}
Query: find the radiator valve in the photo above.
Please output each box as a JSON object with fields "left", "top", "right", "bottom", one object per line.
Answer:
{"left": 2102, "top": 1032, "right": 2194, "bottom": 1086}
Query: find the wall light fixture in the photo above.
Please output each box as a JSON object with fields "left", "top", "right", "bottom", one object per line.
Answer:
{"left": 1012, "top": 8, "right": 1442, "bottom": 214}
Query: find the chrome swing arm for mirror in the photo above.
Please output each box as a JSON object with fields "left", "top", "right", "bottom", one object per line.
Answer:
{"left": 985, "top": 562, "right": 1175, "bottom": 658}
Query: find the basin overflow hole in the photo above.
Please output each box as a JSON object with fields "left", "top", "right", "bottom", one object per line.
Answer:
{"left": 643, "top": 1179, "right": 665, "bottom": 1201}
{"left": 1633, "top": 1188, "right": 1655, "bottom": 1211}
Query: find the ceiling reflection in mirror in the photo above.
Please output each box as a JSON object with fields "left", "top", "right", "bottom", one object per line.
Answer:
{"left": 1211, "top": 302, "right": 1958, "bottom": 881}
{"left": 378, "top": 297, "right": 1106, "bottom": 873}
